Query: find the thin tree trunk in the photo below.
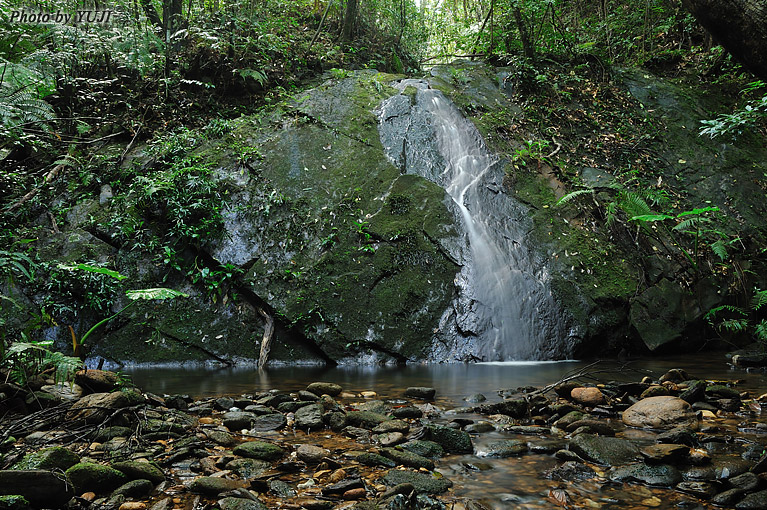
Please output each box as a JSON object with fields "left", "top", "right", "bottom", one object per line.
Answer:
{"left": 342, "top": 0, "right": 357, "bottom": 41}
{"left": 514, "top": 6, "right": 534, "bottom": 60}
{"left": 257, "top": 308, "right": 274, "bottom": 370}
{"left": 141, "top": 0, "right": 162, "bottom": 28}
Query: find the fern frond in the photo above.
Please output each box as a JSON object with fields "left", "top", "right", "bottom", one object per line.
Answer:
{"left": 673, "top": 216, "right": 711, "bottom": 232}
{"left": 755, "top": 319, "right": 767, "bottom": 342}
{"left": 617, "top": 191, "right": 651, "bottom": 218}
{"left": 556, "top": 188, "right": 594, "bottom": 206}
{"left": 751, "top": 289, "right": 767, "bottom": 311}
{"left": 704, "top": 304, "right": 746, "bottom": 323}
{"left": 719, "top": 318, "right": 748, "bottom": 332}
{"left": 710, "top": 239, "right": 728, "bottom": 261}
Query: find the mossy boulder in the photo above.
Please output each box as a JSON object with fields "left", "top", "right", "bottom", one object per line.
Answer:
{"left": 233, "top": 441, "right": 285, "bottom": 461}
{"left": 111, "top": 460, "right": 165, "bottom": 484}
{"left": 65, "top": 462, "right": 128, "bottom": 493}
{"left": 12, "top": 447, "right": 79, "bottom": 471}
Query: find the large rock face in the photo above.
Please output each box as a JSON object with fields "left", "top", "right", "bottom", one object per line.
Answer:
{"left": 622, "top": 396, "right": 699, "bottom": 430}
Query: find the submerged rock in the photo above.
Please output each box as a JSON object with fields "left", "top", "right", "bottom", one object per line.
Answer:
{"left": 0, "top": 470, "right": 74, "bottom": 508}
{"left": 609, "top": 463, "right": 682, "bottom": 486}
{"left": 382, "top": 469, "right": 453, "bottom": 494}
{"left": 567, "top": 433, "right": 639, "bottom": 466}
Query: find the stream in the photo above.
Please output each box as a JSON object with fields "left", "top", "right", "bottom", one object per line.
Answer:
{"left": 126, "top": 355, "right": 767, "bottom": 509}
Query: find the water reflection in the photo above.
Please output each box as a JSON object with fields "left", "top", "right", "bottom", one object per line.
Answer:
{"left": 126, "top": 354, "right": 767, "bottom": 401}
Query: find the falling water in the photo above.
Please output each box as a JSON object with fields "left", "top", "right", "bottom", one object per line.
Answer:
{"left": 377, "top": 79, "right": 570, "bottom": 360}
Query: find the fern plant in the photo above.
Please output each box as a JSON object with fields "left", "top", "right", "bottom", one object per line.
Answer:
{"left": 705, "top": 289, "right": 767, "bottom": 348}
{"left": 1, "top": 337, "right": 82, "bottom": 386}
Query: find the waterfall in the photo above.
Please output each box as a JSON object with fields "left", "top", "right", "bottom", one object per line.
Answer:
{"left": 377, "top": 79, "right": 570, "bottom": 361}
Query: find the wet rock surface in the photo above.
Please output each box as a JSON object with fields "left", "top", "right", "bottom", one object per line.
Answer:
{"left": 2, "top": 372, "right": 767, "bottom": 510}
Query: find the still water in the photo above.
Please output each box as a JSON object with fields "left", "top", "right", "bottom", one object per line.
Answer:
{"left": 126, "top": 354, "right": 767, "bottom": 510}
{"left": 126, "top": 354, "right": 767, "bottom": 401}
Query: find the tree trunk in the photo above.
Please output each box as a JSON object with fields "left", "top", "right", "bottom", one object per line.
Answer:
{"left": 681, "top": 0, "right": 767, "bottom": 81}
{"left": 141, "top": 0, "right": 162, "bottom": 28}
{"left": 342, "top": 0, "right": 357, "bottom": 41}
{"left": 257, "top": 308, "right": 274, "bottom": 370}
{"left": 514, "top": 6, "right": 534, "bottom": 60}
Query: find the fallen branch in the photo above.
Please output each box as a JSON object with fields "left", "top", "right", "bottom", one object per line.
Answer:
{"left": 5, "top": 151, "right": 76, "bottom": 212}
{"left": 257, "top": 307, "right": 274, "bottom": 370}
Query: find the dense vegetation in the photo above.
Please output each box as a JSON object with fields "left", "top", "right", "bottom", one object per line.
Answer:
{"left": 2, "top": 0, "right": 767, "bottom": 382}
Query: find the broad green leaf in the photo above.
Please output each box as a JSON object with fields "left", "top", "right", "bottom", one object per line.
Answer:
{"left": 126, "top": 288, "right": 189, "bottom": 301}
{"left": 58, "top": 263, "right": 127, "bottom": 281}
{"left": 676, "top": 206, "right": 720, "bottom": 218}
{"left": 630, "top": 214, "right": 672, "bottom": 222}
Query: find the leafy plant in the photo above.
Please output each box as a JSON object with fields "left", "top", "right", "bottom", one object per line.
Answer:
{"left": 1, "top": 338, "right": 82, "bottom": 386}
{"left": 705, "top": 288, "right": 767, "bottom": 348}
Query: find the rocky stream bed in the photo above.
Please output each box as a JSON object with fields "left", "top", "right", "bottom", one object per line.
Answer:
{"left": 3, "top": 367, "right": 767, "bottom": 510}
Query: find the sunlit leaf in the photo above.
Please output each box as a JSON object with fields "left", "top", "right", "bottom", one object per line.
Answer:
{"left": 126, "top": 288, "right": 189, "bottom": 300}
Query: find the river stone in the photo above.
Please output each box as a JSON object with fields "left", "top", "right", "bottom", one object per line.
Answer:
{"left": 375, "top": 432, "right": 406, "bottom": 446}
{"left": 113, "top": 479, "right": 154, "bottom": 498}
{"left": 465, "top": 421, "right": 495, "bottom": 433}
{"left": 164, "top": 394, "right": 189, "bottom": 411}
{"left": 714, "top": 488, "right": 746, "bottom": 506}
{"left": 65, "top": 462, "right": 128, "bottom": 493}
{"left": 706, "top": 384, "right": 740, "bottom": 399}
{"left": 675, "top": 481, "right": 717, "bottom": 499}
{"left": 306, "top": 382, "right": 342, "bottom": 397}
{"left": 622, "top": 396, "right": 698, "bottom": 430}
{"left": 244, "top": 404, "right": 276, "bottom": 415}
{"left": 111, "top": 461, "right": 165, "bottom": 484}
{"left": 382, "top": 469, "right": 453, "bottom": 494}
{"left": 0, "top": 470, "right": 74, "bottom": 507}
{"left": 401, "top": 440, "right": 444, "bottom": 459}
{"left": 189, "top": 477, "right": 244, "bottom": 495}
{"left": 296, "top": 444, "right": 329, "bottom": 464}
{"left": 609, "top": 463, "right": 682, "bottom": 486}
{"left": 94, "top": 426, "right": 134, "bottom": 442}
{"left": 277, "top": 400, "right": 316, "bottom": 413}
{"left": 372, "top": 419, "right": 409, "bottom": 434}
{"left": 358, "top": 400, "right": 391, "bottom": 414}
{"left": 736, "top": 490, "right": 767, "bottom": 510}
{"left": 68, "top": 392, "right": 141, "bottom": 423}
{"left": 728, "top": 472, "right": 760, "bottom": 491}
{"left": 465, "top": 393, "right": 486, "bottom": 403}
{"left": 657, "top": 427, "right": 698, "bottom": 446}
{"left": 321, "top": 478, "right": 364, "bottom": 496}
{"left": 218, "top": 497, "right": 268, "bottom": 510}
{"left": 640, "top": 385, "right": 670, "bottom": 398}
{"left": 75, "top": 369, "right": 121, "bottom": 393}
{"left": 223, "top": 411, "right": 256, "bottom": 430}
{"left": 552, "top": 411, "right": 585, "bottom": 430}
{"left": 405, "top": 387, "right": 436, "bottom": 400}
{"left": 226, "top": 459, "right": 271, "bottom": 479}
{"left": 12, "top": 446, "right": 79, "bottom": 471}
{"left": 683, "top": 458, "right": 751, "bottom": 481}
{"left": 380, "top": 448, "right": 434, "bottom": 470}
{"left": 545, "top": 461, "right": 597, "bottom": 481}
{"left": 250, "top": 413, "right": 287, "bottom": 431}
{"left": 565, "top": 419, "right": 615, "bottom": 436}
{"left": 356, "top": 453, "right": 396, "bottom": 468}
{"left": 233, "top": 441, "right": 284, "bottom": 461}
{"left": 269, "top": 479, "right": 295, "bottom": 497}
{"left": 295, "top": 404, "right": 324, "bottom": 429}
{"left": 205, "top": 429, "right": 237, "bottom": 446}
{"left": 423, "top": 424, "right": 472, "bottom": 454}
{"left": 475, "top": 399, "right": 528, "bottom": 418}
{"left": 392, "top": 406, "right": 423, "bottom": 419}
{"left": 570, "top": 387, "right": 605, "bottom": 406}
{"left": 215, "top": 397, "right": 235, "bottom": 410}
{"left": 40, "top": 382, "right": 83, "bottom": 401}
{"left": 346, "top": 410, "right": 389, "bottom": 429}
{"left": 568, "top": 433, "right": 639, "bottom": 466}
{"left": 679, "top": 380, "right": 707, "bottom": 403}
{"left": 479, "top": 440, "right": 528, "bottom": 458}
{"left": 640, "top": 443, "right": 689, "bottom": 463}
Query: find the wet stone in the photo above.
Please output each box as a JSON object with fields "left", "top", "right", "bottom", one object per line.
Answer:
{"left": 657, "top": 427, "right": 698, "bottom": 446}
{"left": 552, "top": 411, "right": 585, "bottom": 430}
{"left": 565, "top": 419, "right": 615, "bottom": 435}
{"left": 189, "top": 476, "right": 244, "bottom": 496}
{"left": 679, "top": 380, "right": 707, "bottom": 404}
{"left": 465, "top": 421, "right": 495, "bottom": 433}
{"left": 375, "top": 432, "right": 406, "bottom": 446}
{"left": 233, "top": 441, "right": 284, "bottom": 461}
{"left": 675, "top": 480, "right": 717, "bottom": 499}
{"left": 223, "top": 412, "right": 255, "bottom": 430}
{"left": 405, "top": 387, "right": 436, "bottom": 400}
{"left": 479, "top": 440, "right": 528, "bottom": 458}
{"left": 217, "top": 496, "right": 268, "bottom": 510}
{"left": 380, "top": 447, "right": 435, "bottom": 470}
{"left": 728, "top": 471, "right": 760, "bottom": 491}
{"left": 111, "top": 461, "right": 165, "bottom": 484}
{"left": 570, "top": 387, "right": 606, "bottom": 406}
{"left": 306, "top": 382, "right": 343, "bottom": 397}
{"left": 226, "top": 459, "right": 271, "bottom": 479}
{"left": 464, "top": 393, "right": 486, "bottom": 403}
{"left": 392, "top": 406, "right": 423, "bottom": 419}
{"left": 356, "top": 452, "right": 396, "bottom": 468}
{"left": 528, "top": 439, "right": 565, "bottom": 454}
{"left": 400, "top": 440, "right": 444, "bottom": 459}
{"left": 423, "top": 424, "right": 472, "bottom": 454}
{"left": 113, "top": 479, "right": 154, "bottom": 498}
{"left": 609, "top": 463, "right": 682, "bottom": 486}
{"left": 65, "top": 462, "right": 127, "bottom": 493}
{"left": 298, "top": 390, "right": 320, "bottom": 401}
{"left": 296, "top": 444, "right": 329, "bottom": 464}
{"left": 640, "top": 443, "right": 689, "bottom": 463}
{"left": 277, "top": 401, "right": 316, "bottom": 413}
{"left": 250, "top": 413, "right": 287, "bottom": 432}
{"left": 712, "top": 488, "right": 746, "bottom": 506}
{"left": 269, "top": 479, "right": 295, "bottom": 497}
{"left": 503, "top": 425, "right": 549, "bottom": 435}
{"left": 243, "top": 405, "right": 274, "bottom": 415}
{"left": 568, "top": 433, "right": 639, "bottom": 466}
{"left": 321, "top": 477, "right": 364, "bottom": 496}
{"left": 372, "top": 420, "right": 410, "bottom": 434}
{"left": 382, "top": 469, "right": 453, "bottom": 494}
{"left": 346, "top": 411, "right": 389, "bottom": 429}
{"left": 295, "top": 404, "right": 325, "bottom": 429}
{"left": 215, "top": 397, "right": 235, "bottom": 411}
{"left": 545, "top": 461, "right": 597, "bottom": 481}
{"left": 205, "top": 429, "right": 236, "bottom": 446}
{"left": 736, "top": 490, "right": 767, "bottom": 510}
